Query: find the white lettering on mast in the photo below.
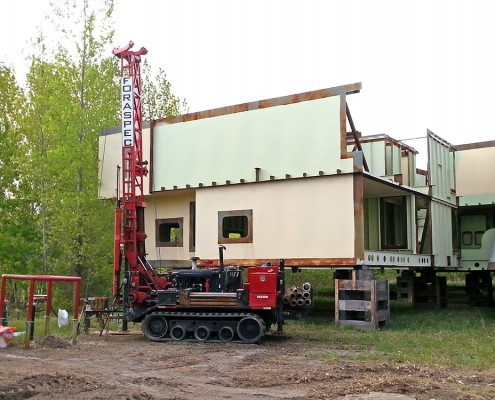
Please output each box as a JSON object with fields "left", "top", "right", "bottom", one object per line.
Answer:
{"left": 121, "top": 77, "right": 134, "bottom": 147}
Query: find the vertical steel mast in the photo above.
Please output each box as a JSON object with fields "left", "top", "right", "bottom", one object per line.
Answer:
{"left": 112, "top": 42, "right": 150, "bottom": 306}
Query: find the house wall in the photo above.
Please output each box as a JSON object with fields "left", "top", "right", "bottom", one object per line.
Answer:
{"left": 152, "top": 95, "right": 355, "bottom": 191}
{"left": 364, "top": 198, "right": 380, "bottom": 251}
{"left": 431, "top": 200, "right": 454, "bottom": 267}
{"left": 144, "top": 190, "right": 196, "bottom": 265}
{"left": 385, "top": 142, "right": 402, "bottom": 176}
{"left": 456, "top": 143, "right": 495, "bottom": 269}
{"left": 194, "top": 175, "right": 356, "bottom": 262}
{"left": 425, "top": 131, "right": 456, "bottom": 267}
{"left": 456, "top": 145, "right": 495, "bottom": 205}
{"left": 428, "top": 130, "right": 456, "bottom": 204}
{"left": 358, "top": 139, "right": 420, "bottom": 187}
{"left": 359, "top": 141, "right": 386, "bottom": 177}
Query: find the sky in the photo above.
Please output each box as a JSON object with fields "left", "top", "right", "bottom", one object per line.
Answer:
{"left": 1, "top": 0, "right": 494, "bottom": 156}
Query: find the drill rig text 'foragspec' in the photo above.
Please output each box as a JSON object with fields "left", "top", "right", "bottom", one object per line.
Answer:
{"left": 112, "top": 42, "right": 312, "bottom": 343}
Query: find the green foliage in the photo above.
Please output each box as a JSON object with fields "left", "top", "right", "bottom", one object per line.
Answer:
{"left": 0, "top": 0, "right": 186, "bottom": 300}
{"left": 19, "top": 0, "right": 118, "bottom": 297}
{"left": 0, "top": 64, "right": 40, "bottom": 275}
{"left": 142, "top": 59, "right": 188, "bottom": 121}
{"left": 285, "top": 269, "right": 334, "bottom": 296}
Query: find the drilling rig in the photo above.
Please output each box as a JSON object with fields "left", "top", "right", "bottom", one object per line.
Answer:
{"left": 112, "top": 42, "right": 311, "bottom": 343}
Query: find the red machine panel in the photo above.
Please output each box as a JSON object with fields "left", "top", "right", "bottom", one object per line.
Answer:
{"left": 249, "top": 293, "right": 278, "bottom": 308}
{"left": 248, "top": 267, "right": 279, "bottom": 294}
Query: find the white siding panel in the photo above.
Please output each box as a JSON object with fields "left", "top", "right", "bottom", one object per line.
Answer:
{"left": 431, "top": 200, "right": 453, "bottom": 267}
{"left": 153, "top": 96, "right": 354, "bottom": 190}
{"left": 428, "top": 131, "right": 455, "bottom": 204}
{"left": 144, "top": 191, "right": 196, "bottom": 262}
{"left": 456, "top": 146, "right": 495, "bottom": 205}
{"left": 195, "top": 175, "right": 355, "bottom": 260}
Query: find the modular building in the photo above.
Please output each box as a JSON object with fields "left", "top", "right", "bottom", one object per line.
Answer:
{"left": 99, "top": 83, "right": 495, "bottom": 286}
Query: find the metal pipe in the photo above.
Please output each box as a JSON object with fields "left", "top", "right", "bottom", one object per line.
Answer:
{"left": 219, "top": 245, "right": 226, "bottom": 272}
{"left": 191, "top": 257, "right": 200, "bottom": 270}
{"left": 72, "top": 279, "right": 81, "bottom": 345}
{"left": 2, "top": 274, "right": 82, "bottom": 282}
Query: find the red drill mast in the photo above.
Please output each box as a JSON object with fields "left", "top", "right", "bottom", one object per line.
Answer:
{"left": 112, "top": 42, "right": 168, "bottom": 307}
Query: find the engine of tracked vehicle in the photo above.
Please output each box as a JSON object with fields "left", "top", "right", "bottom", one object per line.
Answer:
{"left": 167, "top": 266, "right": 244, "bottom": 293}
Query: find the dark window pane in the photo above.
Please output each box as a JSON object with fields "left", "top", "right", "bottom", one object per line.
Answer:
{"left": 223, "top": 215, "right": 248, "bottom": 238}
{"left": 159, "top": 222, "right": 180, "bottom": 242}
{"left": 462, "top": 231, "right": 473, "bottom": 246}
{"left": 380, "top": 196, "right": 407, "bottom": 249}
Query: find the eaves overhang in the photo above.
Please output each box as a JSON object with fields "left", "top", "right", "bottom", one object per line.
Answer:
{"left": 363, "top": 172, "right": 430, "bottom": 199}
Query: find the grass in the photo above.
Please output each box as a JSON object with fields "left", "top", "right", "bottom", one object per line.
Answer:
{"left": 285, "top": 269, "right": 495, "bottom": 370}
{"left": 286, "top": 302, "right": 495, "bottom": 370}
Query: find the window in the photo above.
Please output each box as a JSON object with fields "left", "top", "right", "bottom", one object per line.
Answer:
{"left": 156, "top": 218, "right": 183, "bottom": 247}
{"left": 380, "top": 196, "right": 407, "bottom": 250}
{"left": 218, "top": 210, "right": 253, "bottom": 244}
{"left": 462, "top": 231, "right": 473, "bottom": 246}
{"left": 474, "top": 231, "right": 485, "bottom": 246}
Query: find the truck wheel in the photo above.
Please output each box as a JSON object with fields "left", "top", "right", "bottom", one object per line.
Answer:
{"left": 218, "top": 326, "right": 234, "bottom": 342}
{"left": 237, "top": 315, "right": 265, "bottom": 344}
{"left": 142, "top": 314, "right": 168, "bottom": 340}
{"left": 194, "top": 326, "right": 210, "bottom": 341}
{"left": 170, "top": 325, "right": 186, "bottom": 341}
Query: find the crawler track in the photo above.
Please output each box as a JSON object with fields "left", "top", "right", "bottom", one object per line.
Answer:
{"left": 141, "top": 311, "right": 267, "bottom": 344}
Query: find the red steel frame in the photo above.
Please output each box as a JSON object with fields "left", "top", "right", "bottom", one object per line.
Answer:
{"left": 0, "top": 274, "right": 81, "bottom": 348}
{"left": 112, "top": 42, "right": 166, "bottom": 307}
{"left": 112, "top": 41, "right": 149, "bottom": 301}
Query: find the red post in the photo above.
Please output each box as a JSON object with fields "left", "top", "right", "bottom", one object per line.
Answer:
{"left": 26, "top": 279, "right": 35, "bottom": 348}
{"left": 0, "top": 276, "right": 7, "bottom": 324}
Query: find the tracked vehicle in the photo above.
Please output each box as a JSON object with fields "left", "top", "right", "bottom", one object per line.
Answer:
{"left": 112, "top": 42, "right": 311, "bottom": 343}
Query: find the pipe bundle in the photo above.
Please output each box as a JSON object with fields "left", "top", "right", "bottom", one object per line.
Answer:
{"left": 283, "top": 282, "right": 312, "bottom": 308}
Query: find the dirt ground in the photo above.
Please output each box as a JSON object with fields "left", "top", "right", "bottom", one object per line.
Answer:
{"left": 0, "top": 331, "right": 494, "bottom": 400}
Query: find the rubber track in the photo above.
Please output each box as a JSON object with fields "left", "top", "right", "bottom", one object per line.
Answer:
{"left": 144, "top": 311, "right": 263, "bottom": 343}
{"left": 155, "top": 311, "right": 255, "bottom": 319}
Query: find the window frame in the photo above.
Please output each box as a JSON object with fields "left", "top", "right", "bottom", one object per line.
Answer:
{"left": 462, "top": 231, "right": 473, "bottom": 246}
{"left": 156, "top": 217, "right": 184, "bottom": 247}
{"left": 474, "top": 231, "right": 485, "bottom": 246}
{"left": 218, "top": 209, "right": 253, "bottom": 244}
{"left": 379, "top": 196, "right": 408, "bottom": 250}
{"left": 189, "top": 202, "right": 196, "bottom": 252}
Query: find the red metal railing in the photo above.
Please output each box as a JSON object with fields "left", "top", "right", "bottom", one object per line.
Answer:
{"left": 0, "top": 274, "right": 81, "bottom": 348}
